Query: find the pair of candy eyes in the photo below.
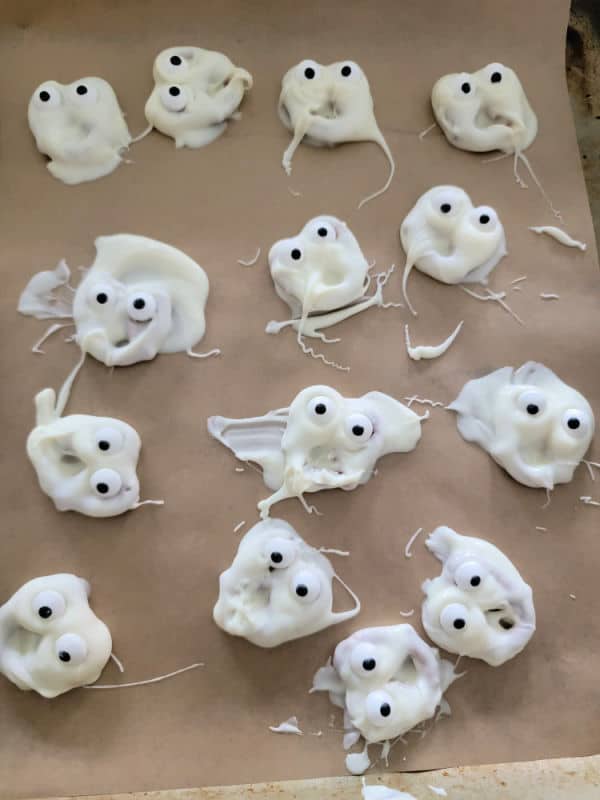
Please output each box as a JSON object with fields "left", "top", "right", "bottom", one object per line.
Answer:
{"left": 284, "top": 221, "right": 337, "bottom": 263}
{"left": 516, "top": 390, "right": 589, "bottom": 436}
{"left": 32, "top": 591, "right": 88, "bottom": 666}
{"left": 458, "top": 70, "right": 502, "bottom": 95}
{"left": 306, "top": 396, "right": 374, "bottom": 444}
{"left": 301, "top": 62, "right": 357, "bottom": 81}
{"left": 431, "top": 199, "right": 497, "bottom": 229}
{"left": 265, "top": 540, "right": 322, "bottom": 604}
{"left": 90, "top": 285, "right": 157, "bottom": 323}
{"left": 35, "top": 83, "right": 98, "bottom": 109}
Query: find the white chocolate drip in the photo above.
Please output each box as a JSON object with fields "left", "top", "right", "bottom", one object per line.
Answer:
{"left": 404, "top": 321, "right": 463, "bottom": 361}
{"left": 84, "top": 661, "right": 203, "bottom": 689}
{"left": 269, "top": 716, "right": 303, "bottom": 735}
{"left": 237, "top": 248, "right": 262, "bottom": 267}
{"left": 529, "top": 226, "right": 586, "bottom": 250}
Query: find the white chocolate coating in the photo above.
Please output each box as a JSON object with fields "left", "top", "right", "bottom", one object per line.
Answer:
{"left": 72, "top": 234, "right": 210, "bottom": 366}
{"left": 400, "top": 186, "right": 506, "bottom": 315}
{"left": 421, "top": 526, "right": 535, "bottom": 666}
{"left": 145, "top": 46, "right": 252, "bottom": 148}
{"left": 28, "top": 77, "right": 131, "bottom": 184}
{"left": 27, "top": 387, "right": 142, "bottom": 517}
{"left": 213, "top": 518, "right": 360, "bottom": 648}
{"left": 208, "top": 385, "right": 424, "bottom": 517}
{"left": 278, "top": 60, "right": 394, "bottom": 207}
{"left": 312, "top": 624, "right": 454, "bottom": 746}
{"left": 0, "top": 574, "right": 111, "bottom": 697}
{"left": 431, "top": 63, "right": 537, "bottom": 154}
{"left": 449, "top": 362, "right": 594, "bottom": 489}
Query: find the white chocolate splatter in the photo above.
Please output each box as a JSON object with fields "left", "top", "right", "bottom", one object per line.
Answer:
{"left": 404, "top": 527, "right": 424, "bottom": 559}
{"left": 405, "top": 322, "right": 463, "bottom": 361}
{"left": 421, "top": 526, "right": 535, "bottom": 666}
{"left": 237, "top": 248, "right": 261, "bottom": 267}
{"left": 269, "top": 716, "right": 303, "bottom": 735}
{"left": 362, "top": 778, "right": 417, "bottom": 799}
{"left": 529, "top": 226, "right": 586, "bottom": 251}
{"left": 540, "top": 293, "right": 560, "bottom": 300}
{"left": 28, "top": 78, "right": 131, "bottom": 184}
{"left": 278, "top": 60, "right": 394, "bottom": 208}
{"left": 145, "top": 46, "right": 252, "bottom": 148}
{"left": 428, "top": 786, "right": 448, "bottom": 797}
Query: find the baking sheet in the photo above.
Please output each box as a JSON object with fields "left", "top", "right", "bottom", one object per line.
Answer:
{"left": 1, "top": 0, "right": 599, "bottom": 797}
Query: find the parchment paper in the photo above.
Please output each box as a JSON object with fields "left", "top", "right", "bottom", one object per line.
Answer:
{"left": 1, "top": 1, "right": 599, "bottom": 797}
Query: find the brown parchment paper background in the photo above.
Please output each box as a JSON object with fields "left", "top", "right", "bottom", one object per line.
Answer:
{"left": 1, "top": 1, "right": 599, "bottom": 797}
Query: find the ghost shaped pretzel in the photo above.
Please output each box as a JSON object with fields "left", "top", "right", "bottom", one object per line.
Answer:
{"left": 208, "top": 385, "right": 425, "bottom": 518}
{"left": 449, "top": 361, "right": 594, "bottom": 490}
{"left": 144, "top": 46, "right": 253, "bottom": 149}
{"left": 27, "top": 386, "right": 143, "bottom": 517}
{"left": 399, "top": 186, "right": 506, "bottom": 315}
{"left": 431, "top": 62, "right": 537, "bottom": 156}
{"left": 213, "top": 518, "right": 360, "bottom": 648}
{"left": 28, "top": 77, "right": 131, "bottom": 185}
{"left": 278, "top": 59, "right": 395, "bottom": 208}
{"left": 312, "top": 624, "right": 455, "bottom": 774}
{"left": 421, "top": 526, "right": 535, "bottom": 667}
{"left": 18, "top": 234, "right": 214, "bottom": 367}
{"left": 0, "top": 574, "right": 112, "bottom": 698}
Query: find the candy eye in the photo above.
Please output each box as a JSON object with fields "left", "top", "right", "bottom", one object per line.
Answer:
{"left": 461, "top": 81, "right": 471, "bottom": 94}
{"left": 127, "top": 292, "right": 157, "bottom": 322}
{"left": 562, "top": 409, "right": 590, "bottom": 438}
{"left": 90, "top": 468, "right": 122, "bottom": 498}
{"left": 490, "top": 71, "right": 502, "bottom": 84}
{"left": 440, "top": 603, "right": 469, "bottom": 634}
{"left": 55, "top": 633, "right": 88, "bottom": 666}
{"left": 298, "top": 60, "right": 320, "bottom": 80}
{"left": 344, "top": 413, "right": 374, "bottom": 445}
{"left": 291, "top": 570, "right": 321, "bottom": 604}
{"left": 307, "top": 395, "right": 336, "bottom": 424}
{"left": 33, "top": 84, "right": 62, "bottom": 109}
{"left": 471, "top": 206, "right": 498, "bottom": 230}
{"left": 365, "top": 690, "right": 394, "bottom": 726}
{"left": 32, "top": 590, "right": 66, "bottom": 621}
{"left": 307, "top": 219, "right": 337, "bottom": 242}
{"left": 69, "top": 82, "right": 99, "bottom": 104}
{"left": 455, "top": 561, "right": 486, "bottom": 591}
{"left": 339, "top": 62, "right": 360, "bottom": 79}
{"left": 350, "top": 643, "right": 379, "bottom": 677}
{"left": 88, "top": 282, "right": 115, "bottom": 308}
{"left": 160, "top": 85, "right": 187, "bottom": 112}
{"left": 517, "top": 389, "right": 546, "bottom": 418}
{"left": 431, "top": 188, "right": 465, "bottom": 219}
{"left": 95, "top": 426, "right": 124, "bottom": 454}
{"left": 290, "top": 247, "right": 303, "bottom": 262}
{"left": 263, "top": 536, "right": 297, "bottom": 569}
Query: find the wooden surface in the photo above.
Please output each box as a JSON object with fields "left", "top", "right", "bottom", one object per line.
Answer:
{"left": 41, "top": 756, "right": 600, "bottom": 799}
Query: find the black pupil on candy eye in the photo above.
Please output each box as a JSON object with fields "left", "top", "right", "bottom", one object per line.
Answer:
{"left": 296, "top": 584, "right": 308, "bottom": 597}
{"left": 76, "top": 85, "right": 88, "bottom": 95}
{"left": 352, "top": 425, "right": 365, "bottom": 436}
{"left": 453, "top": 618, "right": 466, "bottom": 630}
{"left": 362, "top": 658, "right": 376, "bottom": 671}
{"left": 96, "top": 482, "right": 109, "bottom": 494}
{"left": 304, "top": 67, "right": 315, "bottom": 79}
{"left": 170, "top": 55, "right": 182, "bottom": 65}
{"left": 526, "top": 404, "right": 539, "bottom": 415}
{"left": 98, "top": 441, "right": 110, "bottom": 451}
{"left": 58, "top": 651, "right": 71, "bottom": 663}
{"left": 315, "top": 403, "right": 327, "bottom": 415}
{"left": 271, "top": 551, "right": 283, "bottom": 564}
{"left": 133, "top": 298, "right": 146, "bottom": 310}
{"left": 470, "top": 576, "right": 481, "bottom": 587}
{"left": 461, "top": 82, "right": 471, "bottom": 94}
{"left": 568, "top": 418, "right": 581, "bottom": 430}
{"left": 291, "top": 248, "right": 301, "bottom": 260}
{"left": 38, "top": 606, "right": 52, "bottom": 619}
{"left": 341, "top": 65, "right": 352, "bottom": 77}
{"left": 491, "top": 71, "right": 502, "bottom": 83}
{"left": 441, "top": 203, "right": 451, "bottom": 213}
{"left": 169, "top": 86, "right": 181, "bottom": 96}
{"left": 479, "top": 214, "right": 490, "bottom": 224}
{"left": 318, "top": 227, "right": 328, "bottom": 237}
{"left": 40, "top": 90, "right": 50, "bottom": 102}
{"left": 380, "top": 703, "right": 391, "bottom": 717}
{"left": 96, "top": 293, "right": 108, "bottom": 304}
